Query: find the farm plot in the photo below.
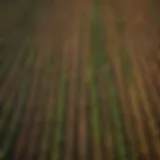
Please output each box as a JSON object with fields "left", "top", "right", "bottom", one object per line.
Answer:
{"left": 0, "top": 0, "right": 160, "bottom": 159}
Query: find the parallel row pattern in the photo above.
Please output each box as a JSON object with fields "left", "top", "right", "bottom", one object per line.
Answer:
{"left": 0, "top": 0, "right": 160, "bottom": 159}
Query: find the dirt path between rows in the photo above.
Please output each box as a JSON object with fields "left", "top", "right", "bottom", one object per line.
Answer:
{"left": 1, "top": 0, "right": 160, "bottom": 159}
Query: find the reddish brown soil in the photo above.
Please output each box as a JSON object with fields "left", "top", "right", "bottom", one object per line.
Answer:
{"left": 1, "top": 0, "right": 160, "bottom": 160}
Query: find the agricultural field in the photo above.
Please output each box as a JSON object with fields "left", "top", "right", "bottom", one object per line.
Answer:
{"left": 0, "top": 0, "right": 160, "bottom": 159}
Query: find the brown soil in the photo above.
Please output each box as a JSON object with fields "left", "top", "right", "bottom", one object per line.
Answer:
{"left": 1, "top": 0, "right": 160, "bottom": 159}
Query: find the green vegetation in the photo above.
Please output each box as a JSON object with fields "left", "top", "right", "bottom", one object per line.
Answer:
{"left": 0, "top": 38, "right": 28, "bottom": 79}
{"left": 148, "top": 0, "right": 160, "bottom": 23}
{"left": 90, "top": 0, "right": 103, "bottom": 143}
{"left": 0, "top": 40, "right": 29, "bottom": 133}
{"left": 0, "top": 96, "right": 14, "bottom": 133}
{"left": 52, "top": 69, "right": 67, "bottom": 160}
{"left": 44, "top": 52, "right": 54, "bottom": 72}
{"left": 0, "top": 42, "right": 34, "bottom": 134}
{"left": 104, "top": 61, "right": 128, "bottom": 160}
{"left": 25, "top": 47, "right": 36, "bottom": 69}
{"left": 0, "top": 45, "right": 35, "bottom": 160}
{"left": 0, "top": 75, "right": 31, "bottom": 159}
{"left": 116, "top": 17, "right": 125, "bottom": 34}
{"left": 91, "top": 0, "right": 128, "bottom": 158}
{"left": 90, "top": 66, "right": 101, "bottom": 139}
{"left": 39, "top": 53, "right": 54, "bottom": 159}
{"left": 110, "top": 1, "right": 133, "bottom": 85}
{"left": 119, "top": 44, "right": 133, "bottom": 85}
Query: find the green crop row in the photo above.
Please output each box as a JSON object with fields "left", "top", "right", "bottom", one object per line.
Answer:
{"left": 0, "top": 39, "right": 29, "bottom": 134}
{"left": 52, "top": 69, "right": 67, "bottom": 160}
{"left": 90, "top": 0, "right": 102, "bottom": 148}
{"left": 0, "top": 43, "right": 36, "bottom": 160}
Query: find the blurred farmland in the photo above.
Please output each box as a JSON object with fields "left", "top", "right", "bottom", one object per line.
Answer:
{"left": 0, "top": 0, "right": 160, "bottom": 159}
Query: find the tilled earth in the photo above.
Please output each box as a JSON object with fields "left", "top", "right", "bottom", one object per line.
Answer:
{"left": 0, "top": 0, "right": 160, "bottom": 159}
